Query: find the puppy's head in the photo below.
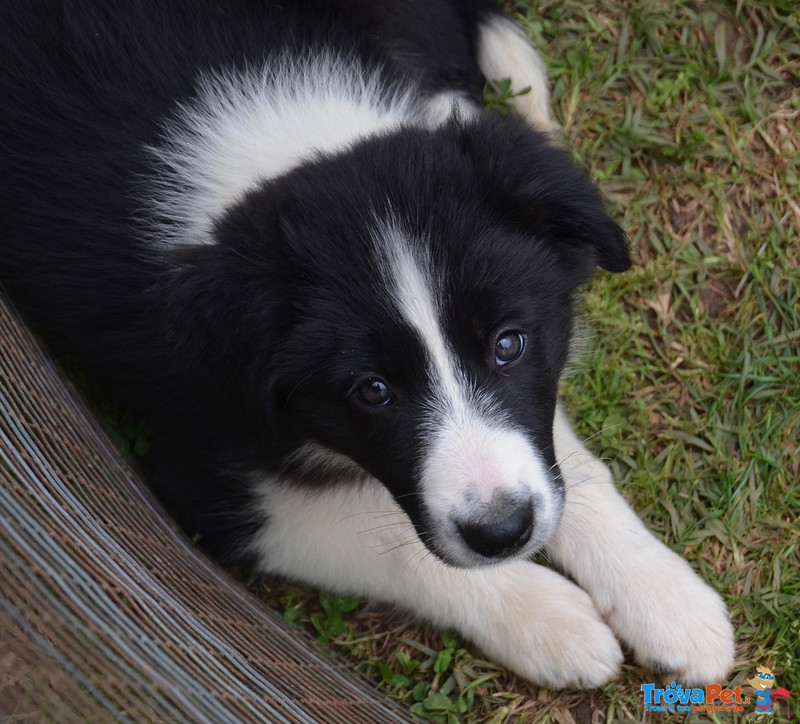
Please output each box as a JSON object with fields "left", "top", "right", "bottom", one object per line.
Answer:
{"left": 172, "top": 115, "right": 629, "bottom": 567}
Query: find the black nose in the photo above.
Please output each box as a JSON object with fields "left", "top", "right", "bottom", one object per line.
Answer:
{"left": 457, "top": 500, "right": 534, "bottom": 559}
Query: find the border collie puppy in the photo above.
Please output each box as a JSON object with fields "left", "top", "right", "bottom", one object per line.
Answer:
{"left": 0, "top": 0, "right": 733, "bottom": 687}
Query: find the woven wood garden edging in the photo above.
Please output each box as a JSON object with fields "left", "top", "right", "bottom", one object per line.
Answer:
{"left": 0, "top": 290, "right": 407, "bottom": 722}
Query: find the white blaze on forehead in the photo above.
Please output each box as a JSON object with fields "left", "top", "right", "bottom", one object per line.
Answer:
{"left": 373, "top": 217, "right": 559, "bottom": 566}
{"left": 374, "top": 218, "right": 469, "bottom": 419}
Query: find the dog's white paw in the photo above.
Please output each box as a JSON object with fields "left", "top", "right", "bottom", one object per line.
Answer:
{"left": 466, "top": 562, "right": 623, "bottom": 688}
{"left": 548, "top": 406, "right": 734, "bottom": 685}
{"left": 601, "top": 550, "right": 734, "bottom": 684}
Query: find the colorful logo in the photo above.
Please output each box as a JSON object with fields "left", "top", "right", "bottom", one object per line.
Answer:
{"left": 640, "top": 665, "right": 792, "bottom": 716}
{"left": 640, "top": 681, "right": 748, "bottom": 714}
{"left": 747, "top": 665, "right": 791, "bottom": 715}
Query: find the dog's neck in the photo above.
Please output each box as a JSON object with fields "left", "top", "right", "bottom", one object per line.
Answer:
{"left": 142, "top": 53, "right": 473, "bottom": 250}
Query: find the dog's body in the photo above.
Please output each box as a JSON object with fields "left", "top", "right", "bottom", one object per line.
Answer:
{"left": 0, "top": 0, "right": 733, "bottom": 687}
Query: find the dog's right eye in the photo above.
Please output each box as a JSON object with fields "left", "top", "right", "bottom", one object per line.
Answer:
{"left": 355, "top": 377, "right": 392, "bottom": 407}
{"left": 494, "top": 330, "right": 526, "bottom": 366}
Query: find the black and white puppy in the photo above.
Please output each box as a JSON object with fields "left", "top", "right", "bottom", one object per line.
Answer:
{"left": 0, "top": 0, "right": 733, "bottom": 687}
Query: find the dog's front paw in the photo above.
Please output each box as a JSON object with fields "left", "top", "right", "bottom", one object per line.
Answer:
{"left": 467, "top": 562, "right": 623, "bottom": 688}
{"left": 605, "top": 551, "right": 734, "bottom": 684}
{"left": 549, "top": 408, "right": 734, "bottom": 685}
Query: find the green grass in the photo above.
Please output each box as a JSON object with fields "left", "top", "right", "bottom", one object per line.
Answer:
{"left": 241, "top": 1, "right": 800, "bottom": 721}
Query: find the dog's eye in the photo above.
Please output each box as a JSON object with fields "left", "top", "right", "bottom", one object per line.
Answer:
{"left": 495, "top": 331, "right": 526, "bottom": 366}
{"left": 356, "top": 377, "right": 392, "bottom": 407}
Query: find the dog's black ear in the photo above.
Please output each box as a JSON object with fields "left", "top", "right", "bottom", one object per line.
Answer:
{"left": 160, "top": 243, "right": 251, "bottom": 366}
{"left": 160, "top": 190, "right": 289, "bottom": 367}
{"left": 157, "top": 237, "right": 283, "bottom": 437}
{"left": 460, "top": 117, "right": 631, "bottom": 275}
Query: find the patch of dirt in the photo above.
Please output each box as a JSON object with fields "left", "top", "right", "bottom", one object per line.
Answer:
{"left": 697, "top": 278, "right": 738, "bottom": 319}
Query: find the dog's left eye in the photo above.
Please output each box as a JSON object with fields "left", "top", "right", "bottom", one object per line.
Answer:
{"left": 494, "top": 331, "right": 526, "bottom": 366}
{"left": 355, "top": 377, "right": 393, "bottom": 407}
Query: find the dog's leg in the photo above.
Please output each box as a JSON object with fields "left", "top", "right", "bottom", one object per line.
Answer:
{"left": 546, "top": 404, "right": 735, "bottom": 683}
{"left": 251, "top": 477, "right": 622, "bottom": 688}
{"left": 476, "top": 14, "right": 553, "bottom": 131}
